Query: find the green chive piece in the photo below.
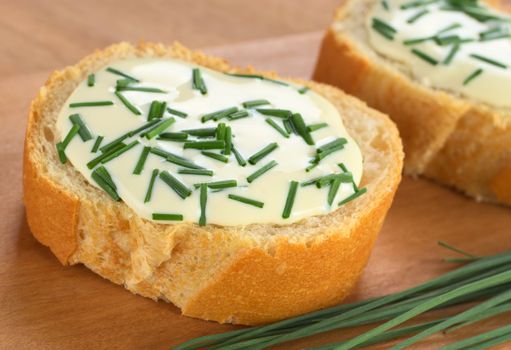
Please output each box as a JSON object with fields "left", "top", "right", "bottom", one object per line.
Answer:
{"left": 166, "top": 107, "right": 188, "bottom": 118}
{"left": 106, "top": 67, "right": 139, "bottom": 82}
{"left": 463, "top": 68, "right": 484, "bottom": 86}
{"left": 227, "top": 110, "right": 250, "bottom": 120}
{"left": 148, "top": 100, "right": 167, "bottom": 120}
{"left": 201, "top": 107, "right": 238, "bottom": 123}
{"left": 327, "top": 177, "right": 343, "bottom": 206}
{"left": 316, "top": 173, "right": 353, "bottom": 188}
{"left": 159, "top": 170, "right": 192, "bottom": 199}
{"left": 199, "top": 184, "right": 207, "bottom": 226}
{"left": 470, "top": 54, "right": 507, "bottom": 69}
{"left": 69, "top": 114, "right": 93, "bottom": 141}
{"left": 101, "top": 140, "right": 139, "bottom": 164}
{"left": 224, "top": 72, "right": 289, "bottom": 86}
{"left": 444, "top": 43, "right": 461, "bottom": 65}
{"left": 201, "top": 179, "right": 237, "bottom": 190}
{"left": 178, "top": 169, "right": 213, "bottom": 176}
{"left": 339, "top": 187, "right": 367, "bottom": 206}
{"left": 403, "top": 36, "right": 434, "bottom": 46}
{"left": 339, "top": 163, "right": 360, "bottom": 192}
{"left": 407, "top": 9, "right": 429, "bottom": 23}
{"left": 247, "top": 160, "right": 278, "bottom": 183}
{"left": 158, "top": 132, "right": 188, "bottom": 141}
{"left": 411, "top": 48, "right": 439, "bottom": 65}
{"left": 242, "top": 99, "right": 270, "bottom": 108}
{"left": 298, "top": 86, "right": 310, "bottom": 94}
{"left": 183, "top": 127, "right": 217, "bottom": 138}
{"left": 305, "top": 161, "right": 319, "bottom": 172}
{"left": 87, "top": 142, "right": 125, "bottom": 169}
{"left": 224, "top": 126, "right": 232, "bottom": 155}
{"left": 201, "top": 151, "right": 229, "bottom": 163}
{"left": 382, "top": 0, "right": 389, "bottom": 10}
{"left": 94, "top": 166, "right": 116, "bottom": 190}
{"left": 307, "top": 123, "right": 328, "bottom": 132}
{"left": 256, "top": 108, "right": 292, "bottom": 118}
{"left": 184, "top": 140, "right": 225, "bottom": 150}
{"left": 133, "top": 146, "right": 150, "bottom": 175}
{"left": 291, "top": 113, "right": 315, "bottom": 145}
{"left": 99, "top": 120, "right": 158, "bottom": 154}
{"left": 311, "top": 138, "right": 348, "bottom": 164}
{"left": 192, "top": 68, "right": 207, "bottom": 95}
{"left": 232, "top": 145, "right": 247, "bottom": 167}
{"left": 282, "top": 181, "right": 299, "bottom": 219}
{"left": 400, "top": 0, "right": 437, "bottom": 10}
{"left": 216, "top": 123, "right": 226, "bottom": 141}
{"left": 56, "top": 124, "right": 81, "bottom": 164}
{"left": 91, "top": 166, "right": 120, "bottom": 201}
{"left": 248, "top": 142, "right": 279, "bottom": 165}
{"left": 228, "top": 194, "right": 264, "bottom": 208}
{"left": 144, "top": 169, "right": 159, "bottom": 203}
{"left": 116, "top": 86, "right": 167, "bottom": 93}
{"left": 56, "top": 143, "right": 67, "bottom": 164}
{"left": 149, "top": 148, "right": 203, "bottom": 169}
{"left": 87, "top": 74, "right": 95, "bottom": 87}
{"left": 69, "top": 101, "right": 114, "bottom": 108}
{"left": 372, "top": 18, "right": 397, "bottom": 40}
{"left": 283, "top": 119, "right": 294, "bottom": 134}
{"left": 115, "top": 78, "right": 133, "bottom": 89}
{"left": 441, "top": 324, "right": 511, "bottom": 350}
{"left": 145, "top": 118, "right": 175, "bottom": 140}
{"left": 114, "top": 91, "right": 141, "bottom": 115}
{"left": 152, "top": 213, "right": 183, "bottom": 221}
{"left": 91, "top": 136, "right": 103, "bottom": 153}
{"left": 265, "top": 118, "right": 290, "bottom": 138}
{"left": 437, "top": 23, "right": 461, "bottom": 35}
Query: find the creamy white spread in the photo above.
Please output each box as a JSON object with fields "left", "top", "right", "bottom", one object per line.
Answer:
{"left": 368, "top": 0, "right": 511, "bottom": 108}
{"left": 56, "top": 58, "right": 364, "bottom": 225}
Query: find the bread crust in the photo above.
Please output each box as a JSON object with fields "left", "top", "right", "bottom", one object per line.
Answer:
{"left": 23, "top": 42, "right": 403, "bottom": 324}
{"left": 313, "top": 0, "right": 511, "bottom": 206}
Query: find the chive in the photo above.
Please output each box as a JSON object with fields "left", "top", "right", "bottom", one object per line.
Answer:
{"left": 127, "top": 119, "right": 160, "bottom": 137}
{"left": 264, "top": 77, "right": 289, "bottom": 86}
{"left": 87, "top": 142, "right": 126, "bottom": 169}
{"left": 315, "top": 138, "right": 348, "bottom": 162}
{"left": 434, "top": 35, "right": 470, "bottom": 46}
{"left": 381, "top": 0, "right": 389, "bottom": 10}
{"left": 94, "top": 166, "right": 116, "bottom": 190}
{"left": 480, "top": 32, "right": 511, "bottom": 42}
{"left": 178, "top": 169, "right": 213, "bottom": 176}
{"left": 198, "top": 183, "right": 207, "bottom": 226}
{"left": 437, "top": 23, "right": 461, "bottom": 35}
{"left": 470, "top": 54, "right": 507, "bottom": 69}
{"left": 224, "top": 72, "right": 288, "bottom": 86}
{"left": 166, "top": 107, "right": 188, "bottom": 118}
{"left": 68, "top": 114, "right": 93, "bottom": 141}
{"left": 192, "top": 68, "right": 207, "bottom": 95}
{"left": 282, "top": 181, "right": 299, "bottom": 219}
{"left": 183, "top": 127, "right": 217, "bottom": 138}
{"left": 307, "top": 123, "right": 328, "bottom": 132}
{"left": 116, "top": 86, "right": 167, "bottom": 93}
{"left": 339, "top": 188, "right": 367, "bottom": 206}
{"left": 201, "top": 107, "right": 238, "bottom": 123}
{"left": 283, "top": 119, "right": 294, "bottom": 134}
{"left": 306, "top": 161, "right": 319, "bottom": 172}
{"left": 407, "top": 9, "right": 429, "bottom": 23}
{"left": 148, "top": 100, "right": 167, "bottom": 120}
{"left": 227, "top": 110, "right": 250, "bottom": 120}
{"left": 242, "top": 99, "right": 270, "bottom": 108}
{"left": 106, "top": 67, "right": 139, "bottom": 82}
{"left": 145, "top": 118, "right": 175, "bottom": 140}
{"left": 248, "top": 142, "right": 279, "bottom": 165}
{"left": 224, "top": 126, "right": 232, "bottom": 155}
{"left": 99, "top": 120, "right": 158, "bottom": 154}
{"left": 265, "top": 118, "right": 290, "bottom": 138}
{"left": 115, "top": 78, "right": 133, "bottom": 89}
{"left": 256, "top": 108, "right": 292, "bottom": 118}
{"left": 101, "top": 140, "right": 139, "bottom": 164}
{"left": 443, "top": 43, "right": 461, "bottom": 65}
{"left": 152, "top": 213, "right": 183, "bottom": 221}
{"left": 228, "top": 194, "right": 264, "bottom": 208}
{"left": 232, "top": 145, "right": 247, "bottom": 167}
{"left": 144, "top": 169, "right": 159, "bottom": 203}
{"left": 184, "top": 140, "right": 225, "bottom": 150}
{"left": 158, "top": 132, "right": 188, "bottom": 141}
{"left": 91, "top": 136, "right": 103, "bottom": 153}
{"left": 316, "top": 173, "right": 353, "bottom": 188}
{"left": 201, "top": 179, "right": 237, "bottom": 190}
{"left": 216, "top": 123, "right": 226, "bottom": 141}
{"left": 159, "top": 170, "right": 191, "bottom": 199}
{"left": 87, "top": 74, "right": 95, "bottom": 87}
{"left": 411, "top": 48, "right": 439, "bottom": 65}
{"left": 69, "top": 101, "right": 114, "bottom": 108}
{"left": 298, "top": 86, "right": 310, "bottom": 94}
{"left": 114, "top": 91, "right": 141, "bottom": 115}
{"left": 327, "top": 178, "right": 343, "bottom": 207}
{"left": 91, "top": 166, "right": 120, "bottom": 201}
{"left": 201, "top": 151, "right": 229, "bottom": 163}
{"left": 339, "top": 163, "right": 360, "bottom": 192}
{"left": 56, "top": 124, "right": 81, "bottom": 164}
{"left": 149, "top": 148, "right": 203, "bottom": 169}
{"left": 291, "top": 113, "right": 315, "bottom": 145}
{"left": 403, "top": 36, "right": 434, "bottom": 46}
{"left": 247, "top": 160, "right": 278, "bottom": 183}
{"left": 463, "top": 68, "right": 484, "bottom": 86}
{"left": 400, "top": 0, "right": 438, "bottom": 10}
{"left": 372, "top": 18, "right": 397, "bottom": 40}
{"left": 133, "top": 146, "right": 150, "bottom": 175}
{"left": 442, "top": 324, "right": 511, "bottom": 350}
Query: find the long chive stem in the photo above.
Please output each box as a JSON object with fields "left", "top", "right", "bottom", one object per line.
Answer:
{"left": 69, "top": 101, "right": 113, "bottom": 108}
{"left": 145, "top": 118, "right": 175, "bottom": 140}
{"left": 265, "top": 118, "right": 290, "bottom": 138}
{"left": 159, "top": 170, "right": 192, "bottom": 199}
{"left": 152, "top": 213, "right": 183, "bottom": 221}
{"left": 247, "top": 160, "right": 278, "bottom": 183}
{"left": 69, "top": 114, "right": 93, "bottom": 141}
{"left": 201, "top": 151, "right": 229, "bottom": 163}
{"left": 106, "top": 67, "right": 139, "bottom": 82}
{"left": 133, "top": 146, "right": 151, "bottom": 175}
{"left": 199, "top": 184, "right": 207, "bottom": 226}
{"left": 282, "top": 181, "right": 298, "bottom": 219}
{"left": 114, "top": 91, "right": 141, "bottom": 115}
{"left": 227, "top": 194, "right": 264, "bottom": 208}
{"left": 248, "top": 142, "right": 279, "bottom": 165}
{"left": 144, "top": 169, "right": 159, "bottom": 203}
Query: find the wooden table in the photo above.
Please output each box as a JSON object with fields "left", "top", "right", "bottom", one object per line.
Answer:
{"left": 1, "top": 2, "right": 510, "bottom": 349}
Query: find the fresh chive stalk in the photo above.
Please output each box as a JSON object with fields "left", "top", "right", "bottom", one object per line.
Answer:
{"left": 463, "top": 68, "right": 484, "bottom": 86}
{"left": 91, "top": 136, "right": 103, "bottom": 153}
{"left": 339, "top": 187, "right": 367, "bottom": 206}
{"left": 148, "top": 100, "right": 167, "bottom": 120}
{"left": 372, "top": 18, "right": 397, "bottom": 40}
{"left": 298, "top": 86, "right": 310, "bottom": 94}
{"left": 106, "top": 67, "right": 139, "bottom": 82}
{"left": 133, "top": 146, "right": 150, "bottom": 175}
{"left": 407, "top": 9, "right": 429, "bottom": 23}
{"left": 411, "top": 48, "right": 439, "bottom": 65}
{"left": 470, "top": 53, "right": 508, "bottom": 69}
{"left": 265, "top": 118, "right": 290, "bottom": 138}
{"left": 100, "top": 140, "right": 139, "bottom": 164}
{"left": 87, "top": 74, "right": 95, "bottom": 87}
{"left": 114, "top": 91, "right": 141, "bottom": 115}
{"left": 159, "top": 171, "right": 192, "bottom": 199}
{"left": 69, "top": 101, "right": 114, "bottom": 108}
{"left": 144, "top": 169, "right": 159, "bottom": 203}
{"left": 242, "top": 99, "right": 270, "bottom": 108}
{"left": 256, "top": 108, "right": 292, "bottom": 118}
{"left": 167, "top": 107, "right": 188, "bottom": 118}
{"left": 56, "top": 124, "right": 81, "bottom": 163}
{"left": 247, "top": 160, "right": 278, "bottom": 183}
{"left": 227, "top": 110, "right": 250, "bottom": 121}
{"left": 232, "top": 145, "right": 247, "bottom": 167}
{"left": 69, "top": 114, "right": 93, "bottom": 141}
{"left": 183, "top": 127, "right": 217, "bottom": 138}
{"left": 199, "top": 184, "right": 207, "bottom": 226}
{"left": 282, "top": 181, "right": 299, "bottom": 219}
{"left": 192, "top": 68, "right": 207, "bottom": 95}
{"left": 158, "top": 132, "right": 188, "bottom": 141}
{"left": 184, "top": 140, "right": 225, "bottom": 150}
{"left": 228, "top": 194, "right": 264, "bottom": 208}
{"left": 201, "top": 107, "right": 238, "bottom": 123}
{"left": 248, "top": 142, "right": 279, "bottom": 165}
{"left": 150, "top": 148, "right": 203, "bottom": 169}
{"left": 91, "top": 166, "right": 120, "bottom": 201}
{"left": 224, "top": 126, "right": 232, "bottom": 155}
{"left": 145, "top": 118, "right": 175, "bottom": 140}
{"left": 216, "top": 123, "right": 226, "bottom": 141}
{"left": 307, "top": 123, "right": 328, "bottom": 132}
{"left": 201, "top": 151, "right": 229, "bottom": 163}
{"left": 116, "top": 86, "right": 167, "bottom": 93}
{"left": 327, "top": 178, "right": 342, "bottom": 206}
{"left": 200, "top": 179, "right": 237, "bottom": 190}
{"left": 152, "top": 213, "right": 183, "bottom": 221}
{"left": 444, "top": 43, "right": 461, "bottom": 65}
{"left": 291, "top": 113, "right": 315, "bottom": 145}
{"left": 178, "top": 169, "right": 213, "bottom": 176}
{"left": 87, "top": 142, "right": 126, "bottom": 169}
{"left": 400, "top": 0, "right": 438, "bottom": 10}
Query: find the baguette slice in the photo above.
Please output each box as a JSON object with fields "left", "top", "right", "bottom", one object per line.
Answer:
{"left": 23, "top": 42, "right": 403, "bottom": 325}
{"left": 314, "top": 0, "right": 511, "bottom": 206}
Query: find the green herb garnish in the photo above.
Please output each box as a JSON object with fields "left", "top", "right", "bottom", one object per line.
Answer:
{"left": 242, "top": 99, "right": 270, "bottom": 108}
{"left": 91, "top": 136, "right": 103, "bottom": 153}
{"left": 443, "top": 43, "right": 461, "bottom": 64}
{"left": 192, "top": 68, "right": 207, "bottom": 95}
{"left": 227, "top": 194, "right": 264, "bottom": 208}
{"left": 158, "top": 132, "right": 188, "bottom": 141}
{"left": 400, "top": 0, "right": 438, "bottom": 10}
{"left": 256, "top": 108, "right": 292, "bottom": 118}
{"left": 148, "top": 100, "right": 167, "bottom": 120}
{"left": 372, "top": 18, "right": 397, "bottom": 40}
{"left": 91, "top": 166, "right": 120, "bottom": 201}
{"left": 470, "top": 53, "right": 507, "bottom": 69}
{"left": 184, "top": 140, "right": 225, "bottom": 150}
{"left": 69, "top": 101, "right": 114, "bottom": 108}
{"left": 282, "top": 180, "right": 298, "bottom": 219}
{"left": 463, "top": 68, "right": 484, "bottom": 85}
{"left": 339, "top": 187, "right": 367, "bottom": 206}
{"left": 227, "top": 110, "right": 250, "bottom": 120}
{"left": 178, "top": 169, "right": 213, "bottom": 177}
{"left": 224, "top": 126, "right": 232, "bottom": 155}
{"left": 265, "top": 118, "right": 290, "bottom": 138}
{"left": 199, "top": 184, "right": 207, "bottom": 226}
{"left": 145, "top": 118, "right": 175, "bottom": 140}
{"left": 248, "top": 142, "right": 279, "bottom": 165}
{"left": 56, "top": 124, "right": 81, "bottom": 163}
{"left": 69, "top": 114, "right": 93, "bottom": 141}
{"left": 411, "top": 48, "right": 439, "bottom": 65}
{"left": 159, "top": 170, "right": 191, "bottom": 199}
{"left": 291, "top": 113, "right": 315, "bottom": 145}
{"left": 298, "top": 86, "right": 310, "bottom": 94}
{"left": 144, "top": 169, "right": 159, "bottom": 203}
{"left": 247, "top": 160, "right": 278, "bottom": 183}
{"left": 201, "top": 107, "right": 238, "bottom": 123}
{"left": 100, "top": 140, "right": 139, "bottom": 164}
{"left": 199, "top": 179, "right": 237, "bottom": 190}
{"left": 114, "top": 91, "right": 141, "bottom": 115}
{"left": 87, "top": 142, "right": 126, "bottom": 169}
{"left": 133, "top": 146, "right": 151, "bottom": 175}
{"left": 183, "top": 127, "right": 217, "bottom": 138}
{"left": 232, "top": 145, "right": 247, "bottom": 167}
{"left": 150, "top": 147, "right": 203, "bottom": 169}
{"left": 106, "top": 67, "right": 139, "bottom": 82}
{"left": 152, "top": 213, "right": 183, "bottom": 221}
{"left": 307, "top": 123, "right": 328, "bottom": 132}
{"left": 87, "top": 74, "right": 95, "bottom": 87}
{"left": 201, "top": 151, "right": 229, "bottom": 163}
{"left": 166, "top": 107, "right": 188, "bottom": 118}
{"left": 407, "top": 9, "right": 429, "bottom": 23}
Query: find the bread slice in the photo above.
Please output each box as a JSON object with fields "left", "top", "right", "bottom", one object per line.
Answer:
{"left": 23, "top": 42, "right": 403, "bottom": 325}
{"left": 313, "top": 0, "right": 511, "bottom": 206}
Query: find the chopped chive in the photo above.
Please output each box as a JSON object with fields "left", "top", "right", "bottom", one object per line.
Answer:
{"left": 463, "top": 68, "right": 484, "bottom": 86}
{"left": 69, "top": 114, "right": 93, "bottom": 141}
{"left": 256, "top": 108, "right": 292, "bottom": 118}
{"left": 318, "top": 138, "right": 348, "bottom": 153}
{"left": 264, "top": 77, "right": 289, "bottom": 86}
{"left": 116, "top": 86, "right": 167, "bottom": 93}
{"left": 216, "top": 123, "right": 226, "bottom": 141}
{"left": 158, "top": 132, "right": 188, "bottom": 141}
{"left": 91, "top": 166, "right": 120, "bottom": 201}
{"left": 282, "top": 181, "right": 299, "bottom": 219}
{"left": 339, "top": 163, "right": 359, "bottom": 192}
{"left": 201, "top": 107, "right": 238, "bottom": 123}
{"left": 316, "top": 173, "right": 353, "bottom": 188}
{"left": 106, "top": 67, "right": 139, "bottom": 82}
{"left": 127, "top": 119, "right": 160, "bottom": 137}
{"left": 192, "top": 68, "right": 207, "bottom": 95}
{"left": 437, "top": 23, "right": 461, "bottom": 35}
{"left": 199, "top": 184, "right": 207, "bottom": 226}
{"left": 400, "top": 0, "right": 438, "bottom": 10}
{"left": 339, "top": 187, "right": 367, "bottom": 206}
{"left": 298, "top": 86, "right": 310, "bottom": 94}
{"left": 101, "top": 140, "right": 139, "bottom": 164}
{"left": 228, "top": 194, "right": 264, "bottom": 208}
{"left": 152, "top": 213, "right": 183, "bottom": 221}
{"left": 114, "top": 91, "right": 141, "bottom": 115}
{"left": 133, "top": 146, "right": 150, "bottom": 175}
{"left": 381, "top": 0, "right": 389, "bottom": 10}
{"left": 227, "top": 110, "right": 250, "bottom": 120}
{"left": 411, "top": 48, "right": 439, "bottom": 65}
{"left": 87, "top": 74, "right": 95, "bottom": 87}
{"left": 87, "top": 142, "right": 126, "bottom": 169}
{"left": 265, "top": 118, "right": 290, "bottom": 138}
{"left": 307, "top": 123, "right": 328, "bottom": 132}
{"left": 291, "top": 113, "right": 315, "bottom": 145}
{"left": 184, "top": 140, "right": 225, "bottom": 150}
{"left": 480, "top": 33, "right": 511, "bottom": 42}
{"left": 328, "top": 177, "right": 342, "bottom": 206}
{"left": 372, "top": 18, "right": 397, "bottom": 40}
{"left": 144, "top": 169, "right": 159, "bottom": 203}
{"left": 248, "top": 142, "right": 279, "bottom": 165}
{"left": 201, "top": 151, "right": 229, "bottom": 163}
{"left": 470, "top": 54, "right": 507, "bottom": 69}
{"left": 115, "top": 78, "right": 133, "bottom": 89}
{"left": 145, "top": 118, "right": 175, "bottom": 140}
{"left": 224, "top": 72, "right": 288, "bottom": 86}
{"left": 199, "top": 179, "right": 237, "bottom": 190}
{"left": 148, "top": 100, "right": 167, "bottom": 120}
{"left": 247, "top": 160, "right": 278, "bottom": 183}
{"left": 183, "top": 127, "right": 217, "bottom": 138}
{"left": 407, "top": 9, "right": 429, "bottom": 23}
{"left": 242, "top": 99, "right": 270, "bottom": 108}
{"left": 91, "top": 135, "right": 103, "bottom": 153}
{"left": 434, "top": 35, "right": 471, "bottom": 46}
{"left": 69, "top": 101, "right": 114, "bottom": 108}
{"left": 224, "top": 126, "right": 232, "bottom": 155}
{"left": 178, "top": 169, "right": 213, "bottom": 176}
{"left": 159, "top": 170, "right": 191, "bottom": 199}
{"left": 166, "top": 107, "right": 188, "bottom": 118}
{"left": 99, "top": 121, "right": 157, "bottom": 154}
{"left": 149, "top": 147, "right": 203, "bottom": 169}
{"left": 305, "top": 161, "right": 319, "bottom": 172}
{"left": 62, "top": 123, "right": 81, "bottom": 148}
{"left": 443, "top": 43, "right": 461, "bottom": 65}
{"left": 283, "top": 119, "right": 295, "bottom": 134}
{"left": 232, "top": 145, "right": 247, "bottom": 167}
{"left": 403, "top": 36, "right": 434, "bottom": 46}
{"left": 94, "top": 166, "right": 116, "bottom": 190}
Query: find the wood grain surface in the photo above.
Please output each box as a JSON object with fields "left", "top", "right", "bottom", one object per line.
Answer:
{"left": 1, "top": 1, "right": 511, "bottom": 349}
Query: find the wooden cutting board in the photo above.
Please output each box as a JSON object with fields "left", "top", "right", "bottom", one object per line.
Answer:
{"left": 1, "top": 32, "right": 510, "bottom": 350}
